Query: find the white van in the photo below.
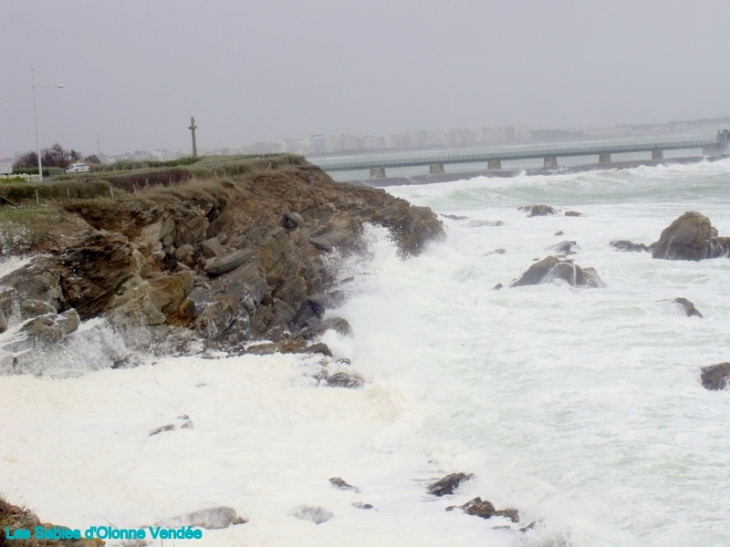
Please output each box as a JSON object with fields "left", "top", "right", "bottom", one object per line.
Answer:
{"left": 66, "top": 162, "right": 91, "bottom": 174}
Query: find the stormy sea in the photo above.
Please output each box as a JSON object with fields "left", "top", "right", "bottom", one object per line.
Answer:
{"left": 2, "top": 158, "right": 730, "bottom": 547}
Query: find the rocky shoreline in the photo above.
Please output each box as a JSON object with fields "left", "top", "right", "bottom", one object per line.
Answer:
{"left": 0, "top": 163, "right": 443, "bottom": 373}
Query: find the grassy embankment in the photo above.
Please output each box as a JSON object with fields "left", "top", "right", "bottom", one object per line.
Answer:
{"left": 0, "top": 153, "right": 309, "bottom": 252}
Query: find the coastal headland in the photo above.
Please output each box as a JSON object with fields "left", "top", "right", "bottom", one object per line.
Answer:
{"left": 0, "top": 154, "right": 444, "bottom": 367}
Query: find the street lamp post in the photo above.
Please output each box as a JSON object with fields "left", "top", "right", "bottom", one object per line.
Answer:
{"left": 31, "top": 65, "right": 63, "bottom": 182}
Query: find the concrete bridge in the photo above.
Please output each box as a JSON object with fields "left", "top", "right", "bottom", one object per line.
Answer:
{"left": 319, "top": 136, "right": 726, "bottom": 179}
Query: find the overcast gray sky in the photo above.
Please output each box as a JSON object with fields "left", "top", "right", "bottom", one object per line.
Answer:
{"left": 2, "top": 0, "right": 729, "bottom": 157}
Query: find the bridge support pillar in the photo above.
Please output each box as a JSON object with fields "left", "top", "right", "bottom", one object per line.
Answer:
{"left": 429, "top": 163, "right": 444, "bottom": 174}
{"left": 370, "top": 167, "right": 386, "bottom": 179}
{"left": 544, "top": 155, "right": 558, "bottom": 168}
{"left": 599, "top": 152, "right": 611, "bottom": 164}
{"left": 651, "top": 149, "right": 663, "bottom": 160}
{"left": 488, "top": 159, "right": 502, "bottom": 169}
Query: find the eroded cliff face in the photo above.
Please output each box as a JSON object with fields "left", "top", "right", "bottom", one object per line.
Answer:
{"left": 0, "top": 165, "right": 443, "bottom": 364}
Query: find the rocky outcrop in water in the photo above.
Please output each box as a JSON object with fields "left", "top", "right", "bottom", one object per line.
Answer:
{"left": 610, "top": 240, "right": 652, "bottom": 253}
{"left": 0, "top": 165, "right": 444, "bottom": 369}
{"left": 651, "top": 212, "right": 730, "bottom": 260}
{"left": 511, "top": 256, "right": 605, "bottom": 288}
{"left": 700, "top": 363, "right": 730, "bottom": 390}
{"left": 518, "top": 204, "right": 557, "bottom": 217}
{"left": 427, "top": 473, "right": 474, "bottom": 497}
{"left": 673, "top": 297, "right": 703, "bottom": 318}
{"left": 446, "top": 497, "right": 520, "bottom": 523}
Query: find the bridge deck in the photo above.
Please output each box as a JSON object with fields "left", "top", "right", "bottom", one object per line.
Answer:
{"left": 320, "top": 140, "right": 713, "bottom": 171}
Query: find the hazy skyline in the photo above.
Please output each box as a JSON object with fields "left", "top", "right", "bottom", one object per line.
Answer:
{"left": 2, "top": 0, "right": 729, "bottom": 158}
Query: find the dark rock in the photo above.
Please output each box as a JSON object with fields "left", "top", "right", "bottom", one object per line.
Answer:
{"left": 427, "top": 472, "right": 474, "bottom": 497}
{"left": 554, "top": 231, "right": 564, "bottom": 236}
{"left": 674, "top": 297, "right": 702, "bottom": 318}
{"left": 519, "top": 204, "right": 557, "bottom": 217}
{"left": 610, "top": 240, "right": 650, "bottom": 252}
{"left": 651, "top": 211, "right": 730, "bottom": 260}
{"left": 158, "top": 506, "right": 246, "bottom": 529}
{"left": 511, "top": 256, "right": 605, "bottom": 288}
{"left": 494, "top": 508, "right": 520, "bottom": 522}
{"left": 352, "top": 502, "right": 374, "bottom": 510}
{"left": 326, "top": 372, "right": 364, "bottom": 389}
{"left": 291, "top": 505, "right": 333, "bottom": 525}
{"left": 309, "top": 237, "right": 333, "bottom": 252}
{"left": 0, "top": 311, "right": 6, "bottom": 334}
{"left": 460, "top": 497, "right": 496, "bottom": 519}
{"left": 329, "top": 477, "right": 361, "bottom": 492}
{"left": 441, "top": 214, "right": 468, "bottom": 220}
{"left": 204, "top": 249, "right": 254, "bottom": 275}
{"left": 305, "top": 342, "right": 332, "bottom": 357}
{"left": 60, "top": 231, "right": 140, "bottom": 319}
{"left": 564, "top": 211, "right": 582, "bottom": 217}
{"left": 321, "top": 317, "right": 353, "bottom": 336}
{"left": 149, "top": 424, "right": 175, "bottom": 436}
{"left": 485, "top": 248, "right": 506, "bottom": 256}
{"left": 700, "top": 363, "right": 730, "bottom": 390}
{"left": 493, "top": 283, "right": 503, "bottom": 290}
{"left": 552, "top": 240, "right": 577, "bottom": 255}
{"left": 303, "top": 293, "right": 332, "bottom": 319}
{"left": 283, "top": 212, "right": 306, "bottom": 230}
{"left": 149, "top": 415, "right": 194, "bottom": 436}
{"left": 303, "top": 316, "right": 353, "bottom": 338}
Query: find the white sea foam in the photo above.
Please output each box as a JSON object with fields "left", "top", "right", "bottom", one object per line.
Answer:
{"left": 2, "top": 159, "right": 730, "bottom": 546}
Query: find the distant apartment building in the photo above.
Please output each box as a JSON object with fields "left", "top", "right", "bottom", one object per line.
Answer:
{"left": 448, "top": 128, "right": 477, "bottom": 147}
{"left": 364, "top": 135, "right": 386, "bottom": 149}
{"left": 426, "top": 130, "right": 444, "bottom": 147}
{"left": 405, "top": 130, "right": 428, "bottom": 149}
{"left": 481, "top": 125, "right": 531, "bottom": 144}
{"left": 513, "top": 125, "right": 531, "bottom": 141}
{"left": 326, "top": 135, "right": 343, "bottom": 153}
{"left": 340, "top": 134, "right": 363, "bottom": 151}
{"left": 386, "top": 134, "right": 408, "bottom": 149}
{"left": 306, "top": 135, "right": 326, "bottom": 155}
{"left": 250, "top": 141, "right": 284, "bottom": 154}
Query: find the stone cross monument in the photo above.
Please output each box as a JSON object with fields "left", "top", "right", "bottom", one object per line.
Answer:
{"left": 189, "top": 116, "right": 198, "bottom": 157}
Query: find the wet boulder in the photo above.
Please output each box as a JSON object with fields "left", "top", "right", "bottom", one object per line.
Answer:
{"left": 651, "top": 211, "right": 730, "bottom": 260}
{"left": 291, "top": 505, "right": 333, "bottom": 525}
{"left": 552, "top": 240, "right": 578, "bottom": 255}
{"left": 149, "top": 415, "right": 194, "bottom": 436}
{"left": 329, "top": 477, "right": 361, "bottom": 493}
{"left": 511, "top": 256, "right": 605, "bottom": 288}
{"left": 518, "top": 204, "right": 557, "bottom": 217}
{"left": 456, "top": 497, "right": 495, "bottom": 519}
{"left": 610, "top": 240, "right": 651, "bottom": 252}
{"left": 446, "top": 497, "right": 520, "bottom": 523}
{"left": 427, "top": 472, "right": 474, "bottom": 497}
{"left": 700, "top": 363, "right": 730, "bottom": 390}
{"left": 204, "top": 249, "right": 255, "bottom": 275}
{"left": 326, "top": 372, "right": 363, "bottom": 389}
{"left": 673, "top": 297, "right": 702, "bottom": 318}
